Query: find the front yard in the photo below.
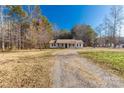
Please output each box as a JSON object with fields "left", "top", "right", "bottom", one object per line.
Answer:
{"left": 79, "top": 50, "right": 124, "bottom": 78}
{"left": 0, "top": 48, "right": 124, "bottom": 87}
{"left": 0, "top": 49, "right": 55, "bottom": 87}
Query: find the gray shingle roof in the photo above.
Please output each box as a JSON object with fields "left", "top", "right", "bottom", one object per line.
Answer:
{"left": 49, "top": 39, "right": 83, "bottom": 44}
{"left": 49, "top": 40, "right": 55, "bottom": 44}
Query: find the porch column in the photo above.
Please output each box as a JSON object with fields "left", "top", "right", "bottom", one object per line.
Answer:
{"left": 50, "top": 44, "right": 52, "bottom": 48}
{"left": 70, "top": 44, "right": 72, "bottom": 48}
{"left": 56, "top": 43, "right": 58, "bottom": 48}
{"left": 81, "top": 44, "right": 83, "bottom": 47}
{"left": 67, "top": 44, "right": 69, "bottom": 48}
{"left": 63, "top": 43, "right": 65, "bottom": 48}
{"left": 57, "top": 43, "right": 59, "bottom": 48}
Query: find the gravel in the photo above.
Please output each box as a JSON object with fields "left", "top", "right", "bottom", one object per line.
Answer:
{"left": 51, "top": 49, "right": 124, "bottom": 88}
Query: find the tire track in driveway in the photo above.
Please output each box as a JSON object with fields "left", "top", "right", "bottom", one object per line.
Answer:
{"left": 51, "top": 49, "right": 124, "bottom": 88}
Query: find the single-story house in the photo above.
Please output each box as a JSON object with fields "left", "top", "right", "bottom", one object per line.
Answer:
{"left": 116, "top": 43, "right": 124, "bottom": 48}
{"left": 49, "top": 39, "right": 83, "bottom": 48}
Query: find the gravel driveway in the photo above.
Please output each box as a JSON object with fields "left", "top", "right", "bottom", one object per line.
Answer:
{"left": 51, "top": 49, "right": 124, "bottom": 88}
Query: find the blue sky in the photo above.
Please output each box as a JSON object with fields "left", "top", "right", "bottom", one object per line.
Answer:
{"left": 40, "top": 5, "right": 111, "bottom": 31}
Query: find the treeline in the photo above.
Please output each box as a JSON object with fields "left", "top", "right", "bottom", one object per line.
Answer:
{"left": 1, "top": 5, "right": 123, "bottom": 51}
{"left": 0, "top": 5, "right": 52, "bottom": 51}
{"left": 52, "top": 6, "right": 124, "bottom": 48}
{"left": 53, "top": 25, "right": 97, "bottom": 47}
{"left": 96, "top": 6, "right": 124, "bottom": 48}
{"left": 0, "top": 5, "right": 97, "bottom": 51}
{"left": 53, "top": 6, "right": 124, "bottom": 48}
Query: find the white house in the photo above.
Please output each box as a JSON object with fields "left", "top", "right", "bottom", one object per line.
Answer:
{"left": 49, "top": 39, "right": 83, "bottom": 48}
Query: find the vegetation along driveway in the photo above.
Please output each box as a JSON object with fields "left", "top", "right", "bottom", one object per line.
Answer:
{"left": 0, "top": 49, "right": 124, "bottom": 88}
{"left": 51, "top": 49, "right": 124, "bottom": 88}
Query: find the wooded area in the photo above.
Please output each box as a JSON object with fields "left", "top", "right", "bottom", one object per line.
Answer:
{"left": 0, "top": 5, "right": 124, "bottom": 51}
{"left": 0, "top": 5, "right": 52, "bottom": 51}
{"left": 96, "top": 6, "right": 124, "bottom": 48}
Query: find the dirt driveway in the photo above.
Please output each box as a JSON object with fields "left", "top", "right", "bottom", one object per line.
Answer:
{"left": 51, "top": 49, "right": 124, "bottom": 88}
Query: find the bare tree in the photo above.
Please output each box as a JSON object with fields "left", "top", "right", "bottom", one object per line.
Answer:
{"left": 96, "top": 24, "right": 104, "bottom": 47}
{"left": 37, "top": 31, "right": 51, "bottom": 49}
{"left": 109, "top": 6, "right": 124, "bottom": 48}
{"left": 0, "top": 5, "right": 53, "bottom": 51}
{"left": 102, "top": 16, "right": 112, "bottom": 47}
{"left": 0, "top": 6, "right": 5, "bottom": 51}
{"left": 96, "top": 6, "right": 124, "bottom": 48}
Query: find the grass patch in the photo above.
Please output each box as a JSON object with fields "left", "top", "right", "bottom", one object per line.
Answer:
{"left": 79, "top": 51, "right": 124, "bottom": 78}
{"left": 0, "top": 50, "right": 54, "bottom": 88}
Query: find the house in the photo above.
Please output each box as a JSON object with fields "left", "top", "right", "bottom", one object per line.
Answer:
{"left": 116, "top": 37, "right": 124, "bottom": 48}
{"left": 116, "top": 42, "right": 124, "bottom": 48}
{"left": 49, "top": 39, "right": 83, "bottom": 48}
{"left": 119, "top": 44, "right": 124, "bottom": 48}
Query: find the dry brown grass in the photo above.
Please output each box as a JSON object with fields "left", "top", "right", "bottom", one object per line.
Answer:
{"left": 0, "top": 49, "right": 55, "bottom": 62}
{"left": 0, "top": 50, "right": 55, "bottom": 88}
{"left": 0, "top": 48, "right": 123, "bottom": 87}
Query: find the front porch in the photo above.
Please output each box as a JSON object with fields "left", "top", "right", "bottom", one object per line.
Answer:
{"left": 50, "top": 43, "right": 83, "bottom": 48}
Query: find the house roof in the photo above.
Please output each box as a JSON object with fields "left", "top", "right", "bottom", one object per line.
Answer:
{"left": 56, "top": 39, "right": 76, "bottom": 44}
{"left": 49, "top": 39, "right": 83, "bottom": 44}
{"left": 49, "top": 40, "right": 55, "bottom": 44}
{"left": 76, "top": 40, "right": 83, "bottom": 43}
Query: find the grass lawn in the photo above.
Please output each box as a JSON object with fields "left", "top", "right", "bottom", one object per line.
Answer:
{"left": 79, "top": 50, "right": 124, "bottom": 78}
{"left": 0, "top": 50, "right": 55, "bottom": 88}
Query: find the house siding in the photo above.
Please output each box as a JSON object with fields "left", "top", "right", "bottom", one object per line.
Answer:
{"left": 49, "top": 39, "right": 83, "bottom": 49}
